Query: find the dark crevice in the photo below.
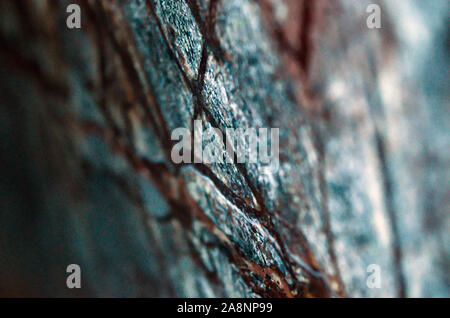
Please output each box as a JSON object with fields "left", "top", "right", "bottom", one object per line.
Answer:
{"left": 374, "top": 129, "right": 406, "bottom": 298}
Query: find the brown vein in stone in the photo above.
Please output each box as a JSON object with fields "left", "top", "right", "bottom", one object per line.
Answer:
{"left": 88, "top": 0, "right": 337, "bottom": 298}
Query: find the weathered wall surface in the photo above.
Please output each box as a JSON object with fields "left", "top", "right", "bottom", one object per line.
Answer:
{"left": 0, "top": 0, "right": 448, "bottom": 297}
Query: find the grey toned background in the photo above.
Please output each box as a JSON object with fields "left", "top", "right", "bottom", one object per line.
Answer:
{"left": 0, "top": 0, "right": 448, "bottom": 297}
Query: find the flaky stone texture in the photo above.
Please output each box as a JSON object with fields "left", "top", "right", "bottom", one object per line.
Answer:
{"left": 0, "top": 0, "right": 448, "bottom": 297}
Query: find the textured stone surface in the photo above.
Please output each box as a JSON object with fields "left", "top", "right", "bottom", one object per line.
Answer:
{"left": 0, "top": 0, "right": 448, "bottom": 297}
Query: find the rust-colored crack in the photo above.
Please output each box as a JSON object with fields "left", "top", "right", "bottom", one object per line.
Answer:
{"left": 184, "top": 0, "right": 229, "bottom": 64}
{"left": 145, "top": 0, "right": 195, "bottom": 91}
{"left": 81, "top": 0, "right": 340, "bottom": 298}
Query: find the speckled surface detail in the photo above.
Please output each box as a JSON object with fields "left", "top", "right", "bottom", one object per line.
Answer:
{"left": 0, "top": 0, "right": 448, "bottom": 297}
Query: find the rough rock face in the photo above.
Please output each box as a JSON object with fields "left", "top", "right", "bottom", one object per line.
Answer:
{"left": 0, "top": 0, "right": 448, "bottom": 297}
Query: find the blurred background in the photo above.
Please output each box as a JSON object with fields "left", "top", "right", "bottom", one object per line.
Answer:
{"left": 0, "top": 0, "right": 448, "bottom": 297}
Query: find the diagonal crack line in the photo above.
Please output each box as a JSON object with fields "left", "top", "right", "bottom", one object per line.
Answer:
{"left": 145, "top": 0, "right": 195, "bottom": 91}
{"left": 374, "top": 129, "right": 406, "bottom": 298}
{"left": 184, "top": 0, "right": 227, "bottom": 64}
